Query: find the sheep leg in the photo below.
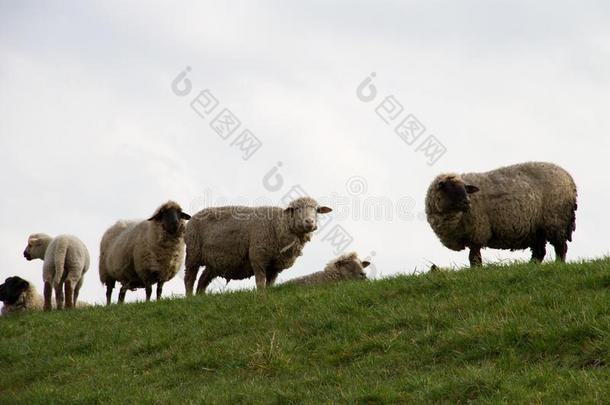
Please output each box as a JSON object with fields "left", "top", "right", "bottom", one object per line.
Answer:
{"left": 468, "top": 247, "right": 482, "bottom": 267}
{"left": 43, "top": 281, "right": 53, "bottom": 311}
{"left": 55, "top": 283, "right": 64, "bottom": 310}
{"left": 184, "top": 264, "right": 199, "bottom": 297}
{"left": 266, "top": 269, "right": 279, "bottom": 287}
{"left": 73, "top": 278, "right": 83, "bottom": 307}
{"left": 106, "top": 280, "right": 116, "bottom": 305}
{"left": 195, "top": 268, "right": 214, "bottom": 295}
{"left": 64, "top": 280, "right": 74, "bottom": 309}
{"left": 254, "top": 270, "right": 267, "bottom": 290}
{"left": 156, "top": 282, "right": 164, "bottom": 300}
{"left": 249, "top": 253, "right": 269, "bottom": 290}
{"left": 552, "top": 240, "right": 568, "bottom": 262}
{"left": 530, "top": 236, "right": 546, "bottom": 262}
{"left": 118, "top": 285, "right": 128, "bottom": 304}
{"left": 145, "top": 283, "right": 153, "bottom": 302}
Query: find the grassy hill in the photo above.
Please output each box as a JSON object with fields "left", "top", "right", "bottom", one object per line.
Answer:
{"left": 1, "top": 259, "right": 609, "bottom": 403}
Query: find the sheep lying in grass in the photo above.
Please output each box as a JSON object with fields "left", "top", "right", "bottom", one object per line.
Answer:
{"left": 283, "top": 252, "right": 370, "bottom": 286}
{"left": 99, "top": 201, "right": 191, "bottom": 304}
{"left": 0, "top": 276, "right": 88, "bottom": 315}
{"left": 0, "top": 276, "right": 43, "bottom": 314}
{"left": 425, "top": 162, "right": 577, "bottom": 267}
{"left": 23, "top": 233, "right": 90, "bottom": 310}
{"left": 184, "top": 196, "right": 332, "bottom": 295}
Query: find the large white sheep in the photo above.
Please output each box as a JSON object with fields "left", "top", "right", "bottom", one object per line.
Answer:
{"left": 99, "top": 201, "right": 191, "bottom": 304}
{"left": 184, "top": 196, "right": 332, "bottom": 295}
{"left": 425, "top": 162, "right": 577, "bottom": 266}
{"left": 23, "top": 233, "right": 90, "bottom": 310}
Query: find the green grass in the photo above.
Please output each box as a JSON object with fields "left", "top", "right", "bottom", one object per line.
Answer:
{"left": 1, "top": 259, "right": 609, "bottom": 404}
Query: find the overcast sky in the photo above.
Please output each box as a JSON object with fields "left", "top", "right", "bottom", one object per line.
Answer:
{"left": 1, "top": 1, "right": 609, "bottom": 306}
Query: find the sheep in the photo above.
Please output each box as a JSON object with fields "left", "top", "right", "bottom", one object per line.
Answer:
{"left": 0, "top": 276, "right": 89, "bottom": 315}
{"left": 0, "top": 276, "right": 44, "bottom": 314}
{"left": 99, "top": 201, "right": 191, "bottom": 304}
{"left": 425, "top": 161, "right": 577, "bottom": 267}
{"left": 23, "top": 233, "right": 90, "bottom": 310}
{"left": 283, "top": 252, "right": 370, "bottom": 286}
{"left": 184, "top": 196, "right": 333, "bottom": 295}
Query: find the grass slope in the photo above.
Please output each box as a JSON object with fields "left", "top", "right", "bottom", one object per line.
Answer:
{"left": 1, "top": 259, "right": 609, "bottom": 404}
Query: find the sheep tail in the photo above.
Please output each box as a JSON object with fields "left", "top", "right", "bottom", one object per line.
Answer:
{"left": 53, "top": 239, "right": 68, "bottom": 281}
{"left": 184, "top": 222, "right": 201, "bottom": 269}
{"left": 99, "top": 251, "right": 108, "bottom": 285}
{"left": 567, "top": 201, "right": 577, "bottom": 242}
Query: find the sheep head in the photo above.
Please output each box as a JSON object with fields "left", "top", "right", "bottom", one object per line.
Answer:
{"left": 148, "top": 201, "right": 191, "bottom": 236}
{"left": 433, "top": 174, "right": 479, "bottom": 214}
{"left": 0, "top": 276, "right": 29, "bottom": 305}
{"left": 23, "top": 233, "right": 52, "bottom": 261}
{"left": 283, "top": 197, "right": 332, "bottom": 236}
{"left": 327, "top": 252, "right": 369, "bottom": 280}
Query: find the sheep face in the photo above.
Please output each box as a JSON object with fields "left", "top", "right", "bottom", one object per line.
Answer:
{"left": 341, "top": 260, "right": 369, "bottom": 279}
{"left": 0, "top": 276, "right": 29, "bottom": 305}
{"left": 23, "top": 233, "right": 50, "bottom": 261}
{"left": 148, "top": 202, "right": 191, "bottom": 236}
{"left": 284, "top": 197, "right": 332, "bottom": 234}
{"left": 436, "top": 176, "right": 479, "bottom": 213}
{"left": 332, "top": 253, "right": 370, "bottom": 280}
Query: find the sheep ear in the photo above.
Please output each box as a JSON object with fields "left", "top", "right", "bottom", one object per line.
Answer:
{"left": 465, "top": 185, "right": 480, "bottom": 194}
{"left": 361, "top": 261, "right": 371, "bottom": 268}
{"left": 179, "top": 212, "right": 191, "bottom": 220}
{"left": 17, "top": 278, "right": 29, "bottom": 290}
{"left": 284, "top": 207, "right": 295, "bottom": 214}
{"left": 317, "top": 206, "right": 332, "bottom": 214}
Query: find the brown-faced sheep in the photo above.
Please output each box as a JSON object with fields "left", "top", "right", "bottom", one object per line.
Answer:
{"left": 23, "top": 233, "right": 90, "bottom": 310}
{"left": 283, "top": 252, "right": 370, "bottom": 286}
{"left": 184, "top": 196, "right": 333, "bottom": 295}
{"left": 99, "top": 201, "right": 191, "bottom": 304}
{"left": 425, "top": 161, "right": 577, "bottom": 267}
{"left": 0, "top": 276, "right": 44, "bottom": 314}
